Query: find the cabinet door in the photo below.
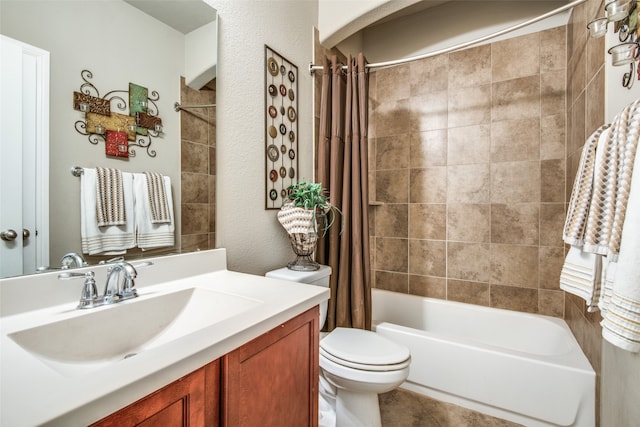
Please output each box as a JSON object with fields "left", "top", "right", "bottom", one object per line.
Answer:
{"left": 91, "top": 365, "right": 209, "bottom": 427}
{"left": 222, "top": 307, "right": 319, "bottom": 427}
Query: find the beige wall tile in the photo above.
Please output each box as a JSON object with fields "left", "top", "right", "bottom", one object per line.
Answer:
{"left": 541, "top": 114, "right": 566, "bottom": 160}
{"left": 376, "top": 63, "right": 411, "bottom": 102}
{"left": 491, "top": 117, "right": 540, "bottom": 162}
{"left": 586, "top": 68, "right": 605, "bottom": 138}
{"left": 539, "top": 246, "right": 564, "bottom": 290}
{"left": 181, "top": 172, "right": 209, "bottom": 204}
{"left": 447, "top": 164, "right": 490, "bottom": 203}
{"left": 181, "top": 233, "right": 210, "bottom": 253}
{"left": 541, "top": 69, "right": 566, "bottom": 116}
{"left": 539, "top": 289, "right": 565, "bottom": 317}
{"left": 411, "top": 91, "right": 448, "bottom": 131}
{"left": 569, "top": 49, "right": 587, "bottom": 106}
{"left": 377, "top": 134, "right": 410, "bottom": 170}
{"left": 367, "top": 24, "right": 569, "bottom": 321}
{"left": 492, "top": 75, "right": 540, "bottom": 122}
{"left": 586, "top": 32, "right": 604, "bottom": 81}
{"left": 376, "top": 203, "right": 408, "bottom": 238}
{"left": 491, "top": 160, "right": 541, "bottom": 203}
{"left": 540, "top": 26, "right": 567, "bottom": 72}
{"left": 409, "top": 204, "right": 446, "bottom": 240}
{"left": 541, "top": 159, "right": 566, "bottom": 203}
{"left": 410, "top": 54, "right": 448, "bottom": 97}
{"left": 447, "top": 203, "right": 490, "bottom": 243}
{"left": 409, "top": 275, "right": 446, "bottom": 299}
{"left": 491, "top": 203, "right": 539, "bottom": 245}
{"left": 540, "top": 203, "right": 565, "bottom": 247}
{"left": 447, "top": 242, "right": 490, "bottom": 282}
{"left": 410, "top": 167, "right": 447, "bottom": 203}
{"left": 492, "top": 33, "right": 540, "bottom": 82}
{"left": 448, "top": 44, "right": 491, "bottom": 88}
{"left": 491, "top": 285, "right": 538, "bottom": 313}
{"left": 447, "top": 124, "right": 490, "bottom": 165}
{"left": 447, "top": 279, "right": 490, "bottom": 306}
{"left": 375, "top": 270, "right": 408, "bottom": 293}
{"left": 410, "top": 129, "right": 447, "bottom": 168}
{"left": 448, "top": 85, "right": 491, "bottom": 128}
{"left": 377, "top": 169, "right": 409, "bottom": 203}
{"left": 181, "top": 203, "right": 209, "bottom": 235}
{"left": 409, "top": 239, "right": 446, "bottom": 277}
{"left": 376, "top": 98, "right": 413, "bottom": 137}
{"left": 376, "top": 237, "right": 408, "bottom": 272}
{"left": 490, "top": 244, "right": 539, "bottom": 288}
{"left": 569, "top": 93, "right": 586, "bottom": 155}
{"left": 181, "top": 140, "right": 209, "bottom": 174}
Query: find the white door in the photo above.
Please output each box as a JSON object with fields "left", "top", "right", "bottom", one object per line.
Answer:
{"left": 0, "top": 35, "right": 49, "bottom": 278}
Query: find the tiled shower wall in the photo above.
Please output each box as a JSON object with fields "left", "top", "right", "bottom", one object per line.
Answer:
{"left": 369, "top": 27, "right": 567, "bottom": 316}
{"left": 565, "top": 0, "right": 606, "bottom": 414}
{"left": 180, "top": 77, "right": 217, "bottom": 252}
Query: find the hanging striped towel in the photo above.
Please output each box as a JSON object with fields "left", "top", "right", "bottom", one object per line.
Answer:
{"left": 95, "top": 167, "right": 126, "bottom": 227}
{"left": 582, "top": 97, "right": 640, "bottom": 259}
{"left": 559, "top": 246, "right": 602, "bottom": 312}
{"left": 144, "top": 171, "right": 171, "bottom": 224}
{"left": 563, "top": 124, "right": 610, "bottom": 246}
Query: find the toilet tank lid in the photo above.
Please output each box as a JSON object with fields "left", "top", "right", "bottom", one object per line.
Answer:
{"left": 265, "top": 265, "right": 332, "bottom": 282}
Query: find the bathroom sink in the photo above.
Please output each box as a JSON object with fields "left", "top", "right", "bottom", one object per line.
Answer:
{"left": 8, "top": 287, "right": 262, "bottom": 375}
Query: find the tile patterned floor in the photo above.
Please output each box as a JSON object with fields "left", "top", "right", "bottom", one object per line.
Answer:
{"left": 379, "top": 388, "right": 523, "bottom": 427}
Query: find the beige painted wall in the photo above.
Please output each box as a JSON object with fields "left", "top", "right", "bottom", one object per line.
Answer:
{"left": 207, "top": 0, "right": 317, "bottom": 275}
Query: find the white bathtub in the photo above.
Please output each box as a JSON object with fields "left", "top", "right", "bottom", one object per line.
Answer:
{"left": 372, "top": 289, "right": 595, "bottom": 427}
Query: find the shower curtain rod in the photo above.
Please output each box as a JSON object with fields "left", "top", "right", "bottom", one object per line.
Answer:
{"left": 309, "top": 0, "right": 586, "bottom": 73}
{"left": 174, "top": 102, "right": 216, "bottom": 112}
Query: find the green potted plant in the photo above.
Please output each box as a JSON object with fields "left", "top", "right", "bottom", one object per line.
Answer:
{"left": 277, "top": 180, "right": 341, "bottom": 271}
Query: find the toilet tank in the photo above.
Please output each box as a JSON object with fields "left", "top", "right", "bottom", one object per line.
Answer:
{"left": 266, "top": 266, "right": 331, "bottom": 329}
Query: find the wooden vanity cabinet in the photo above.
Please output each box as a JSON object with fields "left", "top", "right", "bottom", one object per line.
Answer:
{"left": 91, "top": 307, "right": 318, "bottom": 427}
{"left": 221, "top": 306, "right": 319, "bottom": 427}
{"left": 90, "top": 360, "right": 219, "bottom": 427}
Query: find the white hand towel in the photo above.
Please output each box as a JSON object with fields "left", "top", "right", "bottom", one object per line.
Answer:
{"left": 133, "top": 173, "right": 175, "bottom": 249}
{"left": 81, "top": 168, "right": 135, "bottom": 255}
{"left": 601, "top": 131, "right": 640, "bottom": 351}
{"left": 560, "top": 246, "right": 602, "bottom": 312}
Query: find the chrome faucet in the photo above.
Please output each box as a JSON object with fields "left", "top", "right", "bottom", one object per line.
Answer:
{"left": 58, "top": 260, "right": 151, "bottom": 309}
{"left": 60, "top": 252, "right": 88, "bottom": 269}
{"left": 103, "top": 261, "right": 138, "bottom": 304}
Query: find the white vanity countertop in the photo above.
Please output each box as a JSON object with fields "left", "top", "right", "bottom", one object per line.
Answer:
{"left": 0, "top": 249, "right": 329, "bottom": 426}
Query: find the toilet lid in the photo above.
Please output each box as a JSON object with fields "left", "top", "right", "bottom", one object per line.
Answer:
{"left": 320, "top": 327, "right": 410, "bottom": 367}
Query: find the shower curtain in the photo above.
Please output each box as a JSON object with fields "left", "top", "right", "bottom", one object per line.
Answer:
{"left": 316, "top": 53, "right": 371, "bottom": 331}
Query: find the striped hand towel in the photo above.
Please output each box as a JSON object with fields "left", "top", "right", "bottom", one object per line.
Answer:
{"left": 560, "top": 246, "right": 602, "bottom": 312}
{"left": 95, "top": 167, "right": 126, "bottom": 227}
{"left": 144, "top": 171, "right": 171, "bottom": 224}
{"left": 563, "top": 124, "right": 610, "bottom": 246}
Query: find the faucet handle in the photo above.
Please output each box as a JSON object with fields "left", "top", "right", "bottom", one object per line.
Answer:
{"left": 58, "top": 271, "right": 101, "bottom": 309}
{"left": 98, "top": 256, "right": 125, "bottom": 265}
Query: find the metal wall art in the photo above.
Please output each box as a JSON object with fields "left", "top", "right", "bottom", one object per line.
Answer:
{"left": 73, "top": 69, "right": 163, "bottom": 158}
{"left": 588, "top": 0, "right": 640, "bottom": 89}
{"left": 265, "top": 45, "right": 299, "bottom": 209}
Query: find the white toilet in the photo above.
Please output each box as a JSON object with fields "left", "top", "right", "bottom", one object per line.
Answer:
{"left": 266, "top": 266, "right": 411, "bottom": 427}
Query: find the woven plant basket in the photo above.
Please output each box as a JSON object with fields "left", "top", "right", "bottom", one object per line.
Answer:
{"left": 277, "top": 203, "right": 320, "bottom": 270}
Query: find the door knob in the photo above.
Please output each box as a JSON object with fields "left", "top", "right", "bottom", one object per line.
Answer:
{"left": 1, "top": 229, "right": 18, "bottom": 241}
{"left": 23, "top": 229, "right": 30, "bottom": 240}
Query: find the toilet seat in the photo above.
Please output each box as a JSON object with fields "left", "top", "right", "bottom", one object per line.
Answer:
{"left": 320, "top": 327, "right": 411, "bottom": 372}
